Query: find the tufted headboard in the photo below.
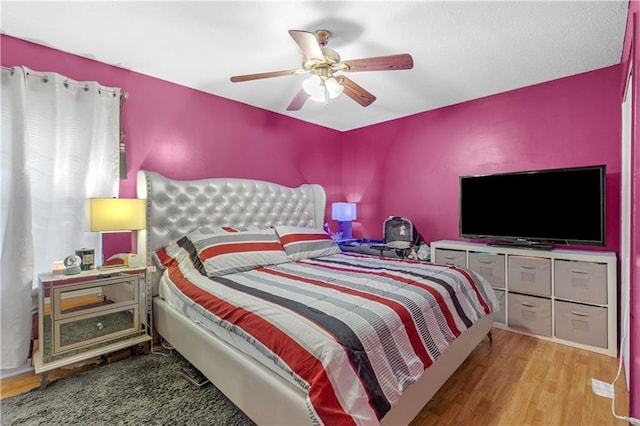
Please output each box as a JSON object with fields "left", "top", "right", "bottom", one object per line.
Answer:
{"left": 136, "top": 170, "right": 327, "bottom": 292}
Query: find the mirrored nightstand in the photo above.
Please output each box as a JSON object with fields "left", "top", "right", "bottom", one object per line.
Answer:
{"left": 33, "top": 266, "right": 151, "bottom": 387}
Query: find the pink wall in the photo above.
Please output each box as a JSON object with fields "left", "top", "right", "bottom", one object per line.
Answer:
{"left": 0, "top": 35, "right": 344, "bottom": 256}
{"left": 344, "top": 66, "right": 622, "bottom": 255}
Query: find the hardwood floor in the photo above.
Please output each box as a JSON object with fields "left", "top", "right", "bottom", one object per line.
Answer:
{"left": 411, "top": 328, "right": 629, "bottom": 426}
{"left": 1, "top": 328, "right": 629, "bottom": 425}
{"left": 0, "top": 350, "right": 127, "bottom": 400}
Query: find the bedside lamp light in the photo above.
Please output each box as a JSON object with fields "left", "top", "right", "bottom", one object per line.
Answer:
{"left": 86, "top": 198, "right": 146, "bottom": 267}
{"left": 332, "top": 202, "right": 357, "bottom": 239}
{"left": 86, "top": 198, "right": 146, "bottom": 232}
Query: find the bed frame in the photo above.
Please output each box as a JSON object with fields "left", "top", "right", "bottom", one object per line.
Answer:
{"left": 136, "top": 170, "right": 493, "bottom": 425}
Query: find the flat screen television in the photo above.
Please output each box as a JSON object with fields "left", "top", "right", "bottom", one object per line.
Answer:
{"left": 459, "top": 165, "right": 606, "bottom": 249}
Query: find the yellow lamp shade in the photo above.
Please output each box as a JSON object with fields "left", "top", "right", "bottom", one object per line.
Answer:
{"left": 85, "top": 198, "right": 146, "bottom": 232}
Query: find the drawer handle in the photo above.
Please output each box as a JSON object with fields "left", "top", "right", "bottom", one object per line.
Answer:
{"left": 521, "top": 302, "right": 536, "bottom": 308}
{"left": 570, "top": 311, "right": 591, "bottom": 318}
{"left": 521, "top": 266, "right": 536, "bottom": 270}
{"left": 570, "top": 270, "right": 588, "bottom": 274}
{"left": 479, "top": 260, "right": 493, "bottom": 264}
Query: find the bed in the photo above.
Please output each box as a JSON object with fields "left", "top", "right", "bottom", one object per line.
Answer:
{"left": 136, "top": 170, "right": 498, "bottom": 425}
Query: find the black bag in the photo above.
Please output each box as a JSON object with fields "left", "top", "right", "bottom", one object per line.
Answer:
{"left": 383, "top": 216, "right": 422, "bottom": 248}
{"left": 338, "top": 217, "right": 424, "bottom": 260}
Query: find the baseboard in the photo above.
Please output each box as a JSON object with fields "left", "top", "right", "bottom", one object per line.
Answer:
{"left": 1, "top": 359, "right": 34, "bottom": 380}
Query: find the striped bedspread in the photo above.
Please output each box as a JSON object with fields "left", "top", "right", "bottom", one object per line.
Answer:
{"left": 157, "top": 251, "right": 499, "bottom": 425}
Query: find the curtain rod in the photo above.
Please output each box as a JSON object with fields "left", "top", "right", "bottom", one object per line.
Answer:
{"left": 1, "top": 65, "right": 128, "bottom": 98}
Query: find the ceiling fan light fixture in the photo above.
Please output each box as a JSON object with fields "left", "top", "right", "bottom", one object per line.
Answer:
{"left": 303, "top": 75, "right": 326, "bottom": 103}
{"left": 325, "top": 77, "right": 343, "bottom": 99}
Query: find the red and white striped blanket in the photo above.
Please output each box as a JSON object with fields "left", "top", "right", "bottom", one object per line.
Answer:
{"left": 156, "top": 249, "right": 499, "bottom": 425}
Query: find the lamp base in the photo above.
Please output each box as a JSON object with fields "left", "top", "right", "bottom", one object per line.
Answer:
{"left": 338, "top": 221, "right": 353, "bottom": 239}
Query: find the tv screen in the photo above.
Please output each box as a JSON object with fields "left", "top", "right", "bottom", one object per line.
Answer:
{"left": 459, "top": 165, "right": 606, "bottom": 248}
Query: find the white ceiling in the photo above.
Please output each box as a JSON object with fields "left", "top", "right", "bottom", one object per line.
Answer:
{"left": 0, "top": 1, "right": 630, "bottom": 131}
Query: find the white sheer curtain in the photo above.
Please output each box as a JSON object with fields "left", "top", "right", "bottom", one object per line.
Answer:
{"left": 1, "top": 66, "right": 120, "bottom": 370}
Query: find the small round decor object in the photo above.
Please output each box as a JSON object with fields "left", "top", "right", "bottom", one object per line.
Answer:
{"left": 63, "top": 255, "right": 82, "bottom": 275}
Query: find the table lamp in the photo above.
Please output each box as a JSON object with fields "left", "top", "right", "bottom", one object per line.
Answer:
{"left": 332, "top": 202, "right": 357, "bottom": 239}
{"left": 85, "top": 198, "right": 146, "bottom": 267}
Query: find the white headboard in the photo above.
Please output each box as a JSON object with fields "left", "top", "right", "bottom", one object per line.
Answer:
{"left": 136, "top": 170, "right": 326, "bottom": 285}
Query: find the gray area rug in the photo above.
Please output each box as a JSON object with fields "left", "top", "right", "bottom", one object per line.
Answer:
{"left": 1, "top": 351, "right": 256, "bottom": 425}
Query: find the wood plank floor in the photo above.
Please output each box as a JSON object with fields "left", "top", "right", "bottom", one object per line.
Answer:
{"left": 411, "top": 328, "right": 629, "bottom": 426}
{"left": 1, "top": 328, "right": 629, "bottom": 425}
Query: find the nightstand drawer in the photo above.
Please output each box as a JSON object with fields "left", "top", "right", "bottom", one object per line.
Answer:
{"left": 508, "top": 256, "right": 551, "bottom": 297}
{"left": 468, "top": 252, "right": 505, "bottom": 288}
{"left": 554, "top": 260, "right": 607, "bottom": 305}
{"left": 434, "top": 249, "right": 466, "bottom": 267}
{"left": 508, "top": 293, "right": 551, "bottom": 337}
{"left": 555, "top": 300, "right": 607, "bottom": 348}
{"left": 53, "top": 275, "right": 138, "bottom": 320}
{"left": 54, "top": 306, "right": 140, "bottom": 354}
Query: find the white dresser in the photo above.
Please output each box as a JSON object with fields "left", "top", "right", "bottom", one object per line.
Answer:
{"left": 431, "top": 240, "right": 617, "bottom": 356}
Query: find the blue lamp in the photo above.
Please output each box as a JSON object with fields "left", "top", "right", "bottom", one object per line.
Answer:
{"left": 332, "top": 202, "right": 357, "bottom": 239}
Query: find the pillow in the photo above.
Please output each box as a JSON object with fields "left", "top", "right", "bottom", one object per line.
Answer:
{"left": 189, "top": 226, "right": 289, "bottom": 277}
{"left": 153, "top": 234, "right": 205, "bottom": 275}
{"left": 274, "top": 225, "right": 341, "bottom": 261}
{"left": 103, "top": 252, "right": 143, "bottom": 268}
{"left": 104, "top": 253, "right": 126, "bottom": 267}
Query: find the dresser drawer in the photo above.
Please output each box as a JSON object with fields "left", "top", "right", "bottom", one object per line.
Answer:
{"left": 555, "top": 301, "right": 607, "bottom": 348}
{"left": 508, "top": 256, "right": 551, "bottom": 297}
{"left": 554, "top": 260, "right": 607, "bottom": 305}
{"left": 493, "top": 289, "right": 506, "bottom": 325}
{"left": 468, "top": 252, "right": 505, "bottom": 288}
{"left": 508, "top": 293, "right": 551, "bottom": 337}
{"left": 434, "top": 249, "right": 466, "bottom": 267}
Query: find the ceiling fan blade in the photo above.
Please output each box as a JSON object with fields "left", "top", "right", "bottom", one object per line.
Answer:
{"left": 341, "top": 54, "right": 414, "bottom": 72}
{"left": 338, "top": 76, "right": 376, "bottom": 107}
{"left": 230, "top": 69, "right": 300, "bottom": 83}
{"left": 286, "top": 88, "right": 310, "bottom": 111}
{"left": 288, "top": 30, "right": 324, "bottom": 60}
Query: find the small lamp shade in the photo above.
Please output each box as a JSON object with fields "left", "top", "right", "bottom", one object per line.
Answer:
{"left": 332, "top": 202, "right": 357, "bottom": 239}
{"left": 303, "top": 75, "right": 329, "bottom": 103}
{"left": 86, "top": 198, "right": 146, "bottom": 232}
{"left": 332, "top": 202, "right": 357, "bottom": 221}
{"left": 325, "top": 77, "right": 344, "bottom": 99}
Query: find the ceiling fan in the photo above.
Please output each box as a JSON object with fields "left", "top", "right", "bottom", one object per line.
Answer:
{"left": 230, "top": 29, "right": 414, "bottom": 111}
